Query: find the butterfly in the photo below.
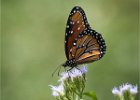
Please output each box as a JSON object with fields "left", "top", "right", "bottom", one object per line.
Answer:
{"left": 61, "top": 6, "right": 106, "bottom": 69}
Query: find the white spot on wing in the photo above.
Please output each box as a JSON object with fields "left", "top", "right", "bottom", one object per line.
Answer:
{"left": 84, "top": 16, "right": 86, "bottom": 19}
{"left": 77, "top": 27, "right": 80, "bottom": 30}
{"left": 76, "top": 7, "right": 79, "bottom": 9}
{"left": 70, "top": 48, "right": 72, "bottom": 52}
{"left": 71, "top": 31, "right": 73, "bottom": 34}
{"left": 73, "top": 42, "right": 76, "bottom": 46}
{"left": 70, "top": 21, "right": 73, "bottom": 24}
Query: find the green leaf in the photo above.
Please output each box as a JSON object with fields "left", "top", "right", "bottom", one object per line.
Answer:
{"left": 83, "top": 91, "right": 97, "bottom": 100}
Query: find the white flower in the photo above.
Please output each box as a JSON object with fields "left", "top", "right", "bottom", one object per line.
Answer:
{"left": 59, "top": 71, "right": 69, "bottom": 82}
{"left": 79, "top": 64, "right": 88, "bottom": 74}
{"left": 112, "top": 87, "right": 122, "bottom": 96}
{"left": 119, "top": 83, "right": 131, "bottom": 93}
{"left": 130, "top": 85, "right": 138, "bottom": 95}
{"left": 70, "top": 67, "right": 82, "bottom": 78}
{"left": 59, "top": 65, "right": 88, "bottom": 82}
{"left": 112, "top": 83, "right": 138, "bottom": 98}
{"left": 50, "top": 65, "right": 88, "bottom": 99}
{"left": 120, "top": 83, "right": 138, "bottom": 95}
{"left": 49, "top": 83, "right": 65, "bottom": 97}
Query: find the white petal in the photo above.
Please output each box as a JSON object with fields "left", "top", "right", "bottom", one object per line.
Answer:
{"left": 79, "top": 65, "right": 88, "bottom": 74}
{"left": 112, "top": 83, "right": 138, "bottom": 97}
{"left": 59, "top": 72, "right": 69, "bottom": 82}
{"left": 49, "top": 84, "right": 65, "bottom": 97}
{"left": 58, "top": 65, "right": 88, "bottom": 82}
{"left": 130, "top": 85, "right": 138, "bottom": 95}
{"left": 52, "top": 91, "right": 59, "bottom": 97}
{"left": 112, "top": 87, "right": 122, "bottom": 96}
{"left": 120, "top": 83, "right": 132, "bottom": 93}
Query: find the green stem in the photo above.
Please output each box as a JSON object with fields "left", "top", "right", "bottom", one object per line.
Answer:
{"left": 76, "top": 95, "right": 79, "bottom": 100}
{"left": 123, "top": 91, "right": 131, "bottom": 100}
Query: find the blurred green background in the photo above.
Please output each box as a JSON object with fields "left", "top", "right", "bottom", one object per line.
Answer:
{"left": 2, "top": 0, "right": 139, "bottom": 100}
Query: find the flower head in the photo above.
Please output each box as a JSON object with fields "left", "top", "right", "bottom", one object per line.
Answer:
{"left": 59, "top": 65, "right": 88, "bottom": 82}
{"left": 112, "top": 83, "right": 138, "bottom": 100}
{"left": 79, "top": 64, "right": 88, "bottom": 74}
{"left": 50, "top": 65, "right": 88, "bottom": 100}
{"left": 130, "top": 85, "right": 138, "bottom": 95}
{"left": 58, "top": 71, "right": 69, "bottom": 82}
{"left": 49, "top": 83, "right": 65, "bottom": 97}
{"left": 120, "top": 83, "right": 132, "bottom": 93}
{"left": 112, "top": 87, "right": 122, "bottom": 96}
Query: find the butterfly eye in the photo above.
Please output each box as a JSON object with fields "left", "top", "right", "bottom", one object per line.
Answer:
{"left": 63, "top": 6, "right": 106, "bottom": 67}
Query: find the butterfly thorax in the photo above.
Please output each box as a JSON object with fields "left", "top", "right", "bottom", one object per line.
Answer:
{"left": 62, "top": 59, "right": 77, "bottom": 67}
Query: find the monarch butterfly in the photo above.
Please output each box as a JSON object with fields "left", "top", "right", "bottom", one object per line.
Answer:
{"left": 62, "top": 6, "right": 106, "bottom": 68}
{"left": 52, "top": 6, "right": 106, "bottom": 76}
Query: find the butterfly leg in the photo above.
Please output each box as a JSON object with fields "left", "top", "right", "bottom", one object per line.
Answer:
{"left": 64, "top": 67, "right": 71, "bottom": 78}
{"left": 66, "top": 67, "right": 76, "bottom": 78}
{"left": 57, "top": 66, "right": 62, "bottom": 76}
{"left": 67, "top": 67, "right": 74, "bottom": 73}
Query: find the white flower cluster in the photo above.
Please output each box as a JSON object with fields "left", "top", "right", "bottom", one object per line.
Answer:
{"left": 59, "top": 64, "right": 88, "bottom": 82}
{"left": 112, "top": 83, "right": 138, "bottom": 99}
{"left": 49, "top": 65, "right": 88, "bottom": 98}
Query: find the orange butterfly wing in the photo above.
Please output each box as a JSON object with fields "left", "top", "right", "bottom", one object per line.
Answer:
{"left": 65, "top": 6, "right": 89, "bottom": 60}
{"left": 64, "top": 6, "right": 106, "bottom": 67}
{"left": 75, "top": 30, "right": 106, "bottom": 64}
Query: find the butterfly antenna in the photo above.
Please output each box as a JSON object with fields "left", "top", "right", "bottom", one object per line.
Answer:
{"left": 52, "top": 64, "right": 62, "bottom": 77}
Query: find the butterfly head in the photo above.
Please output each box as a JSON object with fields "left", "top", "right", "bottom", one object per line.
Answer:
{"left": 62, "top": 59, "right": 77, "bottom": 67}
